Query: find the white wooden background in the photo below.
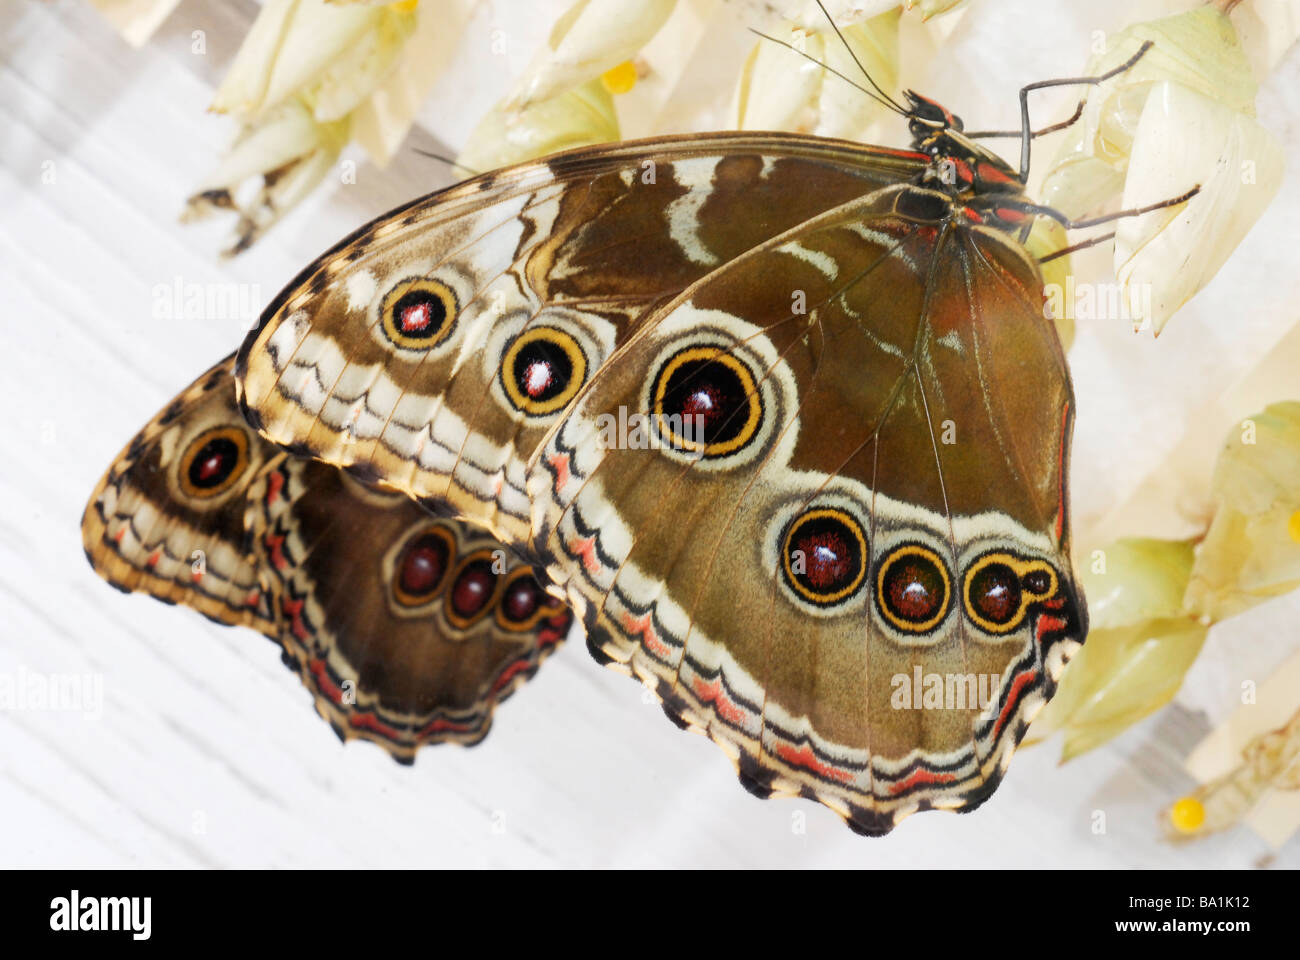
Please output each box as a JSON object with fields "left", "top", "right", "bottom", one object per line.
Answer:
{"left": 2, "top": 0, "right": 1298, "bottom": 868}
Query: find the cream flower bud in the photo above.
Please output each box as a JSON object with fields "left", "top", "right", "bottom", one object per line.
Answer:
{"left": 505, "top": 0, "right": 677, "bottom": 111}
{"left": 182, "top": 98, "right": 349, "bottom": 257}
{"left": 1028, "top": 538, "right": 1207, "bottom": 761}
{"left": 457, "top": 78, "right": 619, "bottom": 175}
{"left": 1185, "top": 403, "right": 1300, "bottom": 622}
{"left": 1114, "top": 81, "right": 1283, "bottom": 334}
{"left": 734, "top": 10, "right": 900, "bottom": 140}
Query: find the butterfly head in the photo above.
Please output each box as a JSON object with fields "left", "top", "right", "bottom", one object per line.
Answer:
{"left": 904, "top": 90, "right": 963, "bottom": 141}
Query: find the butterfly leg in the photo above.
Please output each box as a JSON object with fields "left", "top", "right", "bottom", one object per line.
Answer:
{"left": 1008, "top": 40, "right": 1155, "bottom": 183}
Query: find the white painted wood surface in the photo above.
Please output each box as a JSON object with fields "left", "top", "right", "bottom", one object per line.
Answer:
{"left": 2, "top": 0, "right": 1298, "bottom": 868}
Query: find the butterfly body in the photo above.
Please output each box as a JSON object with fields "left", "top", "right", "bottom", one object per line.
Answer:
{"left": 231, "top": 117, "right": 1086, "bottom": 834}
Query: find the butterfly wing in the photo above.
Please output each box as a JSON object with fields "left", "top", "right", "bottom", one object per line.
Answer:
{"left": 532, "top": 183, "right": 1085, "bottom": 833}
{"left": 247, "top": 454, "right": 571, "bottom": 757}
{"left": 84, "top": 358, "right": 571, "bottom": 756}
{"left": 236, "top": 133, "right": 926, "bottom": 544}
{"left": 83, "top": 355, "right": 278, "bottom": 631}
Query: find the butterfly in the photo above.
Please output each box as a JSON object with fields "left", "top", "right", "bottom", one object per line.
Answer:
{"left": 88, "top": 31, "right": 1188, "bottom": 834}
{"left": 82, "top": 356, "right": 572, "bottom": 758}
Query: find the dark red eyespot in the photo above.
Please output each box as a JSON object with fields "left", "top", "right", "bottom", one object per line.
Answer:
{"left": 651, "top": 346, "right": 761, "bottom": 457}
{"left": 781, "top": 508, "right": 867, "bottom": 606}
{"left": 967, "top": 562, "right": 1020, "bottom": 625}
{"left": 1023, "top": 569, "right": 1052, "bottom": 596}
{"left": 392, "top": 528, "right": 454, "bottom": 607}
{"left": 876, "top": 545, "right": 951, "bottom": 633}
{"left": 448, "top": 558, "right": 499, "bottom": 623}
{"left": 178, "top": 427, "right": 250, "bottom": 499}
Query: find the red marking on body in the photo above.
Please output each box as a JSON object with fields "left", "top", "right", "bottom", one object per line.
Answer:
{"left": 266, "top": 469, "right": 285, "bottom": 505}
{"left": 621, "top": 611, "right": 670, "bottom": 658}
{"left": 889, "top": 767, "right": 957, "bottom": 795}
{"left": 774, "top": 741, "right": 853, "bottom": 784}
{"left": 245, "top": 590, "right": 260, "bottom": 608}
{"left": 548, "top": 452, "right": 571, "bottom": 491}
{"left": 995, "top": 207, "right": 1028, "bottom": 224}
{"left": 567, "top": 534, "right": 600, "bottom": 575}
{"left": 113, "top": 527, "right": 126, "bottom": 544}
{"left": 994, "top": 669, "right": 1037, "bottom": 739}
{"left": 191, "top": 568, "right": 204, "bottom": 583}
{"left": 691, "top": 677, "right": 748, "bottom": 728}
{"left": 977, "top": 161, "right": 1015, "bottom": 185}
{"left": 146, "top": 549, "right": 162, "bottom": 569}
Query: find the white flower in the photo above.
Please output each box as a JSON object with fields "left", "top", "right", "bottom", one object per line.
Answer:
{"left": 182, "top": 98, "right": 349, "bottom": 258}
{"left": 457, "top": 77, "right": 620, "bottom": 175}
{"left": 505, "top": 0, "right": 678, "bottom": 111}
{"left": 733, "top": 9, "right": 901, "bottom": 140}
{"left": 1114, "top": 81, "right": 1283, "bottom": 334}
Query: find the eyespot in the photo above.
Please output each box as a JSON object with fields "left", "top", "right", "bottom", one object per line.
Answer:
{"left": 781, "top": 508, "right": 868, "bottom": 607}
{"left": 392, "top": 526, "right": 455, "bottom": 608}
{"left": 876, "top": 544, "right": 951, "bottom": 633}
{"left": 178, "top": 427, "right": 250, "bottom": 499}
{"left": 962, "top": 552, "right": 1059, "bottom": 635}
{"left": 651, "top": 345, "right": 762, "bottom": 458}
{"left": 500, "top": 326, "right": 587, "bottom": 416}
{"left": 496, "top": 568, "right": 561, "bottom": 631}
{"left": 445, "top": 549, "right": 502, "bottom": 628}
{"left": 380, "top": 277, "right": 457, "bottom": 351}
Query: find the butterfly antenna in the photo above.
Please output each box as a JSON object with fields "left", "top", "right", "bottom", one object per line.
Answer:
{"left": 813, "top": 0, "right": 909, "bottom": 115}
{"left": 747, "top": 28, "right": 907, "bottom": 118}
{"left": 412, "top": 147, "right": 482, "bottom": 178}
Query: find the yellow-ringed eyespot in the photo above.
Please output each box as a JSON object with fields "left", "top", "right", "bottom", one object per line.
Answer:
{"left": 651, "top": 345, "right": 761, "bottom": 458}
{"left": 380, "top": 277, "right": 457, "bottom": 351}
{"left": 495, "top": 567, "right": 562, "bottom": 631}
{"left": 500, "top": 326, "right": 587, "bottom": 416}
{"left": 962, "top": 552, "right": 1059, "bottom": 635}
{"left": 781, "top": 508, "right": 868, "bottom": 607}
{"left": 875, "top": 544, "right": 951, "bottom": 633}
{"left": 178, "top": 427, "right": 250, "bottom": 499}
{"left": 392, "top": 525, "right": 455, "bottom": 608}
{"left": 445, "top": 549, "right": 503, "bottom": 629}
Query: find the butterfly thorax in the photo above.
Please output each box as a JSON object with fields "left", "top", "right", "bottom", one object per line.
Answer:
{"left": 902, "top": 90, "right": 1033, "bottom": 235}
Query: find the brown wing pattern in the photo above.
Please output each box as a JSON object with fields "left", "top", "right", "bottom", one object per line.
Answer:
{"left": 234, "top": 132, "right": 1084, "bottom": 833}
{"left": 83, "top": 358, "right": 571, "bottom": 757}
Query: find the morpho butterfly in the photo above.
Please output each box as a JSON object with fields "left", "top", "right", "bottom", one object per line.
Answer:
{"left": 87, "top": 15, "right": 1193, "bottom": 833}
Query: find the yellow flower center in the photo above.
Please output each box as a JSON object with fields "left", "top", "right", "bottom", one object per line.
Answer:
{"left": 391, "top": 0, "right": 419, "bottom": 11}
{"left": 601, "top": 61, "right": 638, "bottom": 95}
{"left": 1288, "top": 509, "right": 1300, "bottom": 544}
{"left": 1169, "top": 797, "right": 1205, "bottom": 834}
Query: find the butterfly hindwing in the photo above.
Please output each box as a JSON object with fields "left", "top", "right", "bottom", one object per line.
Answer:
{"left": 83, "top": 354, "right": 278, "bottom": 632}
{"left": 247, "top": 454, "right": 571, "bottom": 756}
{"left": 84, "top": 358, "right": 570, "bottom": 757}
{"left": 533, "top": 183, "right": 1084, "bottom": 832}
